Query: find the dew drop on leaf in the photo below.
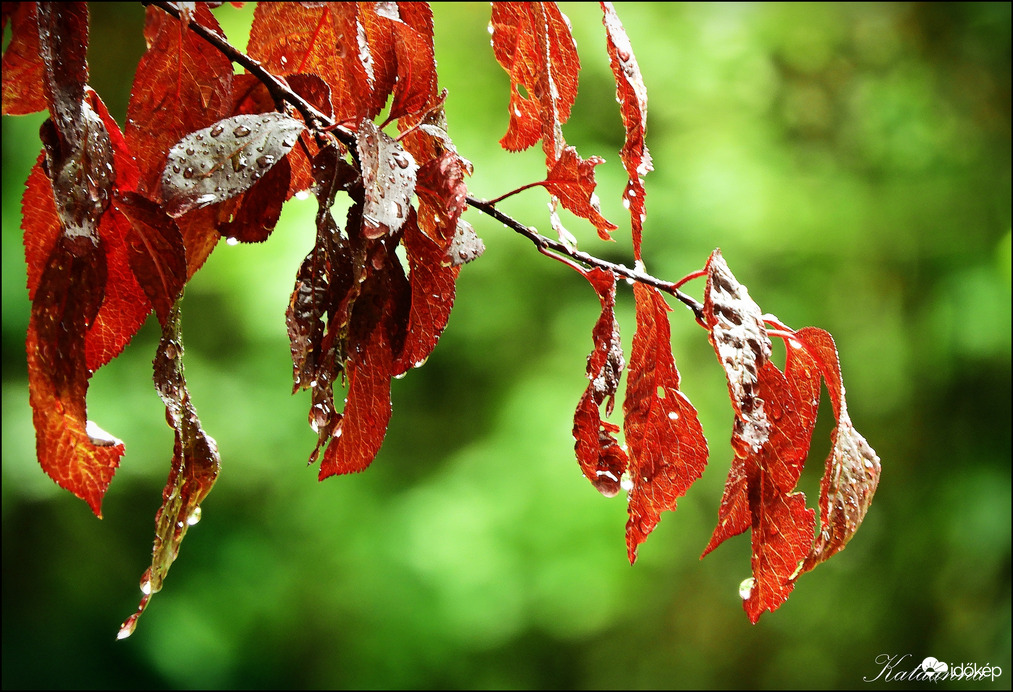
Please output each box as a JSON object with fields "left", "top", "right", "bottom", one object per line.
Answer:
{"left": 738, "top": 577, "right": 755, "bottom": 600}
{"left": 182, "top": 167, "right": 195, "bottom": 179}
{"left": 186, "top": 507, "right": 202, "bottom": 526}
{"left": 225, "top": 236, "right": 239, "bottom": 246}
{"left": 233, "top": 124, "right": 252, "bottom": 137}
{"left": 210, "top": 124, "right": 224, "bottom": 137}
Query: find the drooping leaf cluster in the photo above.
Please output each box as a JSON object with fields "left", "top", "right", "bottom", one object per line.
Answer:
{"left": 3, "top": 1, "right": 880, "bottom": 636}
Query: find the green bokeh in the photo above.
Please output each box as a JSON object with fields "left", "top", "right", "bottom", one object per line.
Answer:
{"left": 3, "top": 2, "right": 1010, "bottom": 689}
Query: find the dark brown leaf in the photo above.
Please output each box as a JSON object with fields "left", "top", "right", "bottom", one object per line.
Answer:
{"left": 118, "top": 301, "right": 220, "bottom": 639}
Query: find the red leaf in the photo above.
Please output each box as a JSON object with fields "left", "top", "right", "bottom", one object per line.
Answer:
{"left": 572, "top": 267, "right": 627, "bottom": 497}
{"left": 2, "top": 2, "right": 46, "bottom": 115}
{"left": 415, "top": 148, "right": 472, "bottom": 246}
{"left": 600, "top": 1, "right": 652, "bottom": 258}
{"left": 27, "top": 234, "right": 122, "bottom": 518}
{"left": 490, "top": 2, "right": 579, "bottom": 160}
{"left": 317, "top": 258, "right": 405, "bottom": 479}
{"left": 398, "top": 102, "right": 474, "bottom": 248}
{"left": 126, "top": 4, "right": 233, "bottom": 195}
{"left": 118, "top": 302, "right": 220, "bottom": 639}
{"left": 791, "top": 327, "right": 882, "bottom": 572}
{"left": 623, "top": 283, "right": 708, "bottom": 563}
{"left": 160, "top": 113, "right": 304, "bottom": 217}
{"left": 111, "top": 191, "right": 186, "bottom": 323}
{"left": 360, "top": 3, "right": 438, "bottom": 122}
{"left": 247, "top": 2, "right": 371, "bottom": 124}
{"left": 697, "top": 251, "right": 879, "bottom": 622}
{"left": 542, "top": 146, "right": 618, "bottom": 241}
{"left": 392, "top": 209, "right": 460, "bottom": 375}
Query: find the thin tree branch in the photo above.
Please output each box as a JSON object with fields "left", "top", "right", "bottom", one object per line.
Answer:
{"left": 146, "top": 0, "right": 706, "bottom": 324}
{"left": 466, "top": 197, "right": 705, "bottom": 321}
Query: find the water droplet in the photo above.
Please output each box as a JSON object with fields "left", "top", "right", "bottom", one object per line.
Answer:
{"left": 226, "top": 236, "right": 239, "bottom": 246}
{"left": 394, "top": 371, "right": 407, "bottom": 380}
{"left": 195, "top": 133, "right": 204, "bottom": 141}
{"left": 309, "top": 403, "right": 328, "bottom": 432}
{"left": 256, "top": 155, "right": 275, "bottom": 168}
{"left": 668, "top": 411, "right": 679, "bottom": 421}
{"left": 280, "top": 54, "right": 288, "bottom": 66}
{"left": 164, "top": 342, "right": 178, "bottom": 359}
{"left": 140, "top": 577, "right": 152, "bottom": 595}
{"left": 738, "top": 577, "right": 755, "bottom": 600}
{"left": 282, "top": 136, "right": 297, "bottom": 148}
{"left": 186, "top": 506, "right": 202, "bottom": 526}
{"left": 210, "top": 123, "right": 224, "bottom": 137}
{"left": 617, "top": 47, "right": 631, "bottom": 62}
{"left": 172, "top": 164, "right": 180, "bottom": 174}
{"left": 185, "top": 146, "right": 195, "bottom": 155}
{"left": 620, "top": 472, "right": 634, "bottom": 492}
{"left": 392, "top": 153, "right": 410, "bottom": 170}
{"left": 182, "top": 167, "right": 195, "bottom": 179}
{"left": 233, "top": 125, "right": 252, "bottom": 137}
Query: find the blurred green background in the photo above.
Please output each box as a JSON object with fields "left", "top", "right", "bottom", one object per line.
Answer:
{"left": 3, "top": 2, "right": 1010, "bottom": 689}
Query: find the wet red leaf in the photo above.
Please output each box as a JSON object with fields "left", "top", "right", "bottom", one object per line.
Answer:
{"left": 360, "top": 2, "right": 438, "bottom": 123}
{"left": 490, "top": 2, "right": 579, "bottom": 159}
{"left": 623, "top": 283, "right": 708, "bottom": 563}
{"left": 247, "top": 2, "right": 371, "bottom": 124}
{"left": 791, "top": 328, "right": 882, "bottom": 573}
{"left": 118, "top": 302, "right": 220, "bottom": 639}
{"left": 392, "top": 209, "right": 460, "bottom": 375}
{"left": 357, "top": 119, "right": 418, "bottom": 239}
{"left": 572, "top": 267, "right": 627, "bottom": 497}
{"left": 601, "top": 1, "right": 652, "bottom": 258}
{"left": 698, "top": 251, "right": 879, "bottom": 622}
{"left": 2, "top": 2, "right": 46, "bottom": 115}
{"left": 542, "top": 146, "right": 617, "bottom": 241}
{"left": 126, "top": 4, "right": 233, "bottom": 196}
